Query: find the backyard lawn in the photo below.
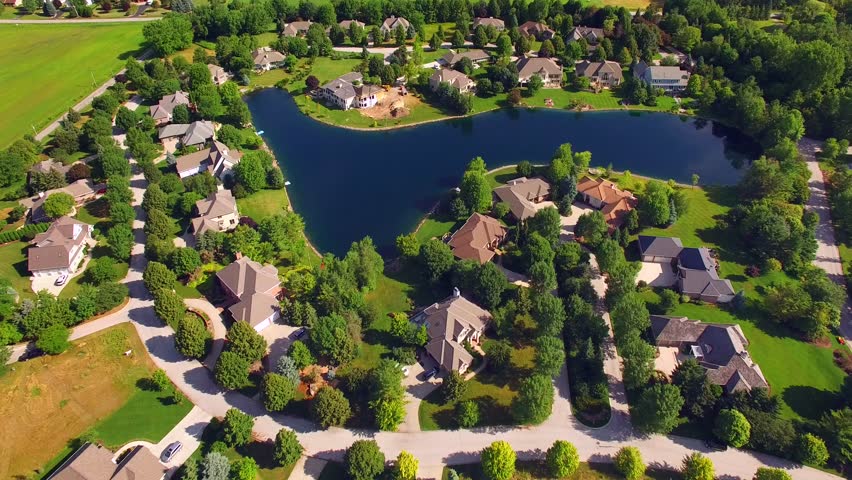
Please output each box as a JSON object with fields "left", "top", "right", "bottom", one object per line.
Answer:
{"left": 236, "top": 188, "right": 290, "bottom": 222}
{"left": 0, "top": 22, "right": 145, "bottom": 148}
{"left": 0, "top": 323, "right": 187, "bottom": 479}
{"left": 0, "top": 239, "right": 35, "bottom": 298}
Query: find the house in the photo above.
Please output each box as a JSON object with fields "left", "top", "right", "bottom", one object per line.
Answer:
{"left": 651, "top": 315, "right": 769, "bottom": 393}
{"left": 637, "top": 235, "right": 736, "bottom": 303}
{"left": 158, "top": 120, "right": 215, "bottom": 151}
{"left": 28, "top": 159, "right": 73, "bottom": 186}
{"left": 381, "top": 16, "right": 410, "bottom": 34}
{"left": 576, "top": 176, "right": 637, "bottom": 230}
{"left": 633, "top": 60, "right": 690, "bottom": 93}
{"left": 518, "top": 21, "right": 556, "bottom": 40}
{"left": 48, "top": 443, "right": 164, "bottom": 480}
{"left": 429, "top": 68, "right": 475, "bottom": 93}
{"left": 191, "top": 189, "right": 240, "bottom": 236}
{"left": 413, "top": 291, "right": 491, "bottom": 374}
{"left": 3, "top": 0, "right": 22, "bottom": 6}
{"left": 216, "top": 255, "right": 282, "bottom": 332}
{"left": 339, "top": 19, "right": 366, "bottom": 30}
{"left": 149, "top": 91, "right": 190, "bottom": 126}
{"left": 567, "top": 26, "right": 605, "bottom": 45}
{"left": 448, "top": 213, "right": 507, "bottom": 264}
{"left": 515, "top": 57, "right": 562, "bottom": 87}
{"left": 207, "top": 64, "right": 231, "bottom": 86}
{"left": 175, "top": 140, "right": 242, "bottom": 180}
{"left": 28, "top": 216, "right": 93, "bottom": 278}
{"left": 473, "top": 17, "right": 505, "bottom": 31}
{"left": 493, "top": 177, "right": 551, "bottom": 221}
{"left": 575, "top": 60, "right": 623, "bottom": 88}
{"left": 253, "top": 47, "right": 287, "bottom": 71}
{"left": 440, "top": 49, "right": 490, "bottom": 67}
{"left": 282, "top": 20, "right": 313, "bottom": 37}
{"left": 319, "top": 72, "right": 383, "bottom": 110}
{"left": 20, "top": 179, "right": 101, "bottom": 223}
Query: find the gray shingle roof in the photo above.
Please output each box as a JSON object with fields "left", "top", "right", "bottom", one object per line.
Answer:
{"left": 638, "top": 235, "right": 684, "bottom": 258}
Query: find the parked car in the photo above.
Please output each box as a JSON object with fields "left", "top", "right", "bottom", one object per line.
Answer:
{"left": 294, "top": 327, "right": 307, "bottom": 339}
{"left": 162, "top": 441, "right": 183, "bottom": 462}
{"left": 423, "top": 367, "right": 439, "bottom": 380}
{"left": 401, "top": 366, "right": 410, "bottom": 377}
{"left": 704, "top": 439, "right": 727, "bottom": 451}
{"left": 54, "top": 274, "right": 68, "bottom": 286}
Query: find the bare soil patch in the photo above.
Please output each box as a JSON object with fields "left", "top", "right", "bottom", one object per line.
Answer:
{"left": 359, "top": 87, "right": 421, "bottom": 120}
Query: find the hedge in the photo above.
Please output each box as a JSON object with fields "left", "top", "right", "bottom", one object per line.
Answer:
{"left": 0, "top": 223, "right": 50, "bottom": 244}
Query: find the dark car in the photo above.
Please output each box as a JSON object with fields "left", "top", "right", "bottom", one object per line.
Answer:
{"left": 704, "top": 439, "right": 727, "bottom": 451}
{"left": 423, "top": 367, "right": 439, "bottom": 380}
{"left": 294, "top": 327, "right": 307, "bottom": 339}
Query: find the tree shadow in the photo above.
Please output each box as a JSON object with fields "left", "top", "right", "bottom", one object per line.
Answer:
{"left": 782, "top": 385, "right": 841, "bottom": 420}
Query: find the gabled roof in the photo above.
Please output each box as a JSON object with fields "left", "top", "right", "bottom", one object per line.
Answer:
{"left": 493, "top": 177, "right": 551, "bottom": 220}
{"left": 679, "top": 269, "right": 735, "bottom": 297}
{"left": 515, "top": 57, "right": 562, "bottom": 78}
{"left": 28, "top": 216, "right": 91, "bottom": 272}
{"left": 217, "top": 256, "right": 279, "bottom": 297}
{"left": 191, "top": 189, "right": 239, "bottom": 235}
{"left": 575, "top": 60, "right": 623, "bottom": 80}
{"left": 30, "top": 159, "right": 72, "bottom": 176}
{"left": 441, "top": 49, "right": 490, "bottom": 66}
{"left": 382, "top": 16, "right": 410, "bottom": 31}
{"left": 207, "top": 64, "right": 230, "bottom": 84}
{"left": 637, "top": 235, "right": 683, "bottom": 258}
{"left": 149, "top": 91, "right": 190, "bottom": 120}
{"left": 448, "top": 213, "right": 506, "bottom": 264}
{"left": 430, "top": 68, "right": 474, "bottom": 90}
{"left": 568, "top": 26, "right": 605, "bottom": 43}
{"left": 577, "top": 176, "right": 634, "bottom": 205}
{"left": 228, "top": 292, "right": 279, "bottom": 326}
{"left": 252, "top": 47, "right": 286, "bottom": 66}
{"left": 48, "top": 444, "right": 163, "bottom": 480}
{"left": 473, "top": 17, "right": 504, "bottom": 29}
{"left": 282, "top": 20, "right": 313, "bottom": 36}
{"left": 158, "top": 120, "right": 215, "bottom": 147}
{"left": 678, "top": 247, "right": 714, "bottom": 271}
{"left": 421, "top": 295, "right": 491, "bottom": 372}
{"left": 111, "top": 445, "right": 164, "bottom": 480}
{"left": 339, "top": 19, "right": 365, "bottom": 29}
{"left": 518, "top": 21, "right": 555, "bottom": 37}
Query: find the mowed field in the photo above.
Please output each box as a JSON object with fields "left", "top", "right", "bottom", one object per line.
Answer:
{"left": 0, "top": 23, "right": 145, "bottom": 148}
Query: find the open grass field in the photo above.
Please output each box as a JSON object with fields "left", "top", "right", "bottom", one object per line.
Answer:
{"left": 0, "top": 22, "right": 145, "bottom": 148}
{"left": 446, "top": 461, "right": 680, "bottom": 480}
{"left": 0, "top": 239, "right": 35, "bottom": 298}
{"left": 0, "top": 323, "right": 186, "bottom": 479}
{"left": 418, "top": 342, "right": 535, "bottom": 430}
{"left": 236, "top": 188, "right": 290, "bottom": 222}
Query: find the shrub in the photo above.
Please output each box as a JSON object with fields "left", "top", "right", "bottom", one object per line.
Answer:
{"left": 754, "top": 468, "right": 792, "bottom": 480}
{"left": 311, "top": 387, "right": 351, "bottom": 428}
{"left": 176, "top": 314, "right": 211, "bottom": 359}
{"left": 795, "top": 433, "right": 829, "bottom": 465}
{"left": 223, "top": 408, "right": 254, "bottom": 447}
{"left": 288, "top": 340, "right": 315, "bottom": 369}
{"left": 455, "top": 400, "right": 480, "bottom": 428}
{"left": 273, "top": 428, "right": 303, "bottom": 466}
{"left": 35, "top": 324, "right": 70, "bottom": 354}
{"left": 481, "top": 440, "right": 515, "bottom": 480}
{"left": 262, "top": 372, "right": 296, "bottom": 412}
{"left": 344, "top": 440, "right": 385, "bottom": 480}
{"left": 681, "top": 453, "right": 714, "bottom": 480}
{"left": 545, "top": 440, "right": 579, "bottom": 478}
{"left": 713, "top": 409, "right": 750, "bottom": 447}
{"left": 0, "top": 222, "right": 49, "bottom": 244}
{"left": 614, "top": 447, "right": 645, "bottom": 480}
{"left": 394, "top": 451, "right": 418, "bottom": 480}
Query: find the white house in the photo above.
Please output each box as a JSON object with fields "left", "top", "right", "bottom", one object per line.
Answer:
{"left": 175, "top": 140, "right": 243, "bottom": 180}
{"left": 633, "top": 61, "right": 690, "bottom": 93}
{"left": 28, "top": 216, "right": 93, "bottom": 278}
{"left": 320, "top": 72, "right": 383, "bottom": 110}
{"left": 381, "top": 15, "right": 410, "bottom": 34}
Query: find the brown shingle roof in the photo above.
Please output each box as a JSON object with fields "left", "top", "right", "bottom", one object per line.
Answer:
{"left": 421, "top": 295, "right": 491, "bottom": 372}
{"left": 28, "top": 216, "right": 91, "bottom": 272}
{"left": 48, "top": 444, "right": 164, "bottom": 480}
{"left": 448, "top": 213, "right": 506, "bottom": 264}
{"left": 492, "top": 177, "right": 551, "bottom": 220}
{"left": 430, "top": 68, "right": 474, "bottom": 90}
{"left": 149, "top": 91, "right": 190, "bottom": 121}
{"left": 216, "top": 256, "right": 281, "bottom": 327}
{"left": 191, "top": 189, "right": 239, "bottom": 235}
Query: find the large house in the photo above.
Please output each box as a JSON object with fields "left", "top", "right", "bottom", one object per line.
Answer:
{"left": 381, "top": 15, "right": 410, "bottom": 34}
{"left": 253, "top": 47, "right": 287, "bottom": 71}
{"left": 638, "top": 235, "right": 736, "bottom": 303}
{"left": 216, "top": 255, "right": 282, "bottom": 332}
{"left": 282, "top": 20, "right": 313, "bottom": 37}
{"left": 493, "top": 177, "right": 551, "bottom": 220}
{"left": 567, "top": 26, "right": 605, "bottom": 45}
{"left": 472, "top": 17, "right": 505, "bottom": 30}
{"left": 28, "top": 216, "right": 93, "bottom": 278}
{"left": 174, "top": 140, "right": 242, "bottom": 180}
{"left": 518, "top": 21, "right": 556, "bottom": 40}
{"left": 440, "top": 49, "right": 490, "bottom": 68}
{"left": 20, "top": 179, "right": 101, "bottom": 223}
{"left": 29, "top": 159, "right": 72, "bottom": 181}
{"left": 159, "top": 120, "right": 216, "bottom": 152}
{"left": 319, "top": 72, "right": 383, "bottom": 110}
{"left": 339, "top": 19, "right": 366, "bottom": 30}
{"left": 48, "top": 443, "right": 164, "bottom": 480}
{"left": 448, "top": 213, "right": 507, "bottom": 264}
{"left": 413, "top": 292, "right": 491, "bottom": 374}
{"left": 633, "top": 60, "right": 690, "bottom": 93}
{"left": 208, "top": 64, "right": 231, "bottom": 86}
{"left": 516, "top": 57, "right": 563, "bottom": 87}
{"left": 651, "top": 315, "right": 769, "bottom": 393}
{"left": 575, "top": 60, "right": 623, "bottom": 88}
{"left": 190, "top": 189, "right": 240, "bottom": 236}
{"left": 149, "top": 91, "right": 190, "bottom": 126}
{"left": 576, "top": 176, "right": 637, "bottom": 230}
{"left": 429, "top": 68, "right": 475, "bottom": 93}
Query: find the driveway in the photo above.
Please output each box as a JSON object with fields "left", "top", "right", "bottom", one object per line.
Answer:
{"left": 399, "top": 356, "right": 441, "bottom": 433}
{"left": 116, "top": 406, "right": 211, "bottom": 474}
{"left": 636, "top": 261, "right": 677, "bottom": 287}
{"left": 261, "top": 321, "right": 301, "bottom": 371}
{"left": 560, "top": 202, "right": 594, "bottom": 242}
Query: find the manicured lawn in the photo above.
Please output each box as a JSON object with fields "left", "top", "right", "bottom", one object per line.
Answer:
{"left": 93, "top": 388, "right": 193, "bottom": 448}
{"left": 446, "top": 461, "right": 679, "bottom": 480}
{"left": 58, "top": 258, "right": 129, "bottom": 300}
{"left": 0, "top": 22, "right": 145, "bottom": 148}
{"left": 0, "top": 240, "right": 35, "bottom": 298}
{"left": 580, "top": 0, "right": 653, "bottom": 8}
{"left": 251, "top": 68, "right": 291, "bottom": 87}
{"left": 418, "top": 342, "right": 535, "bottom": 430}
{"left": 0, "top": 324, "right": 182, "bottom": 479}
{"left": 236, "top": 188, "right": 291, "bottom": 222}
{"left": 415, "top": 216, "right": 459, "bottom": 243}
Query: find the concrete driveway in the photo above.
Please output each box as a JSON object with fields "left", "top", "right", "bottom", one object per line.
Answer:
{"left": 117, "top": 406, "right": 212, "bottom": 474}
{"left": 398, "top": 354, "right": 441, "bottom": 432}
{"left": 636, "top": 261, "right": 677, "bottom": 287}
{"left": 261, "top": 322, "right": 301, "bottom": 371}
{"left": 560, "top": 202, "right": 594, "bottom": 242}
{"left": 30, "top": 246, "right": 95, "bottom": 296}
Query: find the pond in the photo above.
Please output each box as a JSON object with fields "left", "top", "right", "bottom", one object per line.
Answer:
{"left": 246, "top": 88, "right": 757, "bottom": 256}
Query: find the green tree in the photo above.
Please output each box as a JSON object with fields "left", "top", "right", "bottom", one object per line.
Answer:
{"left": 394, "top": 451, "right": 418, "bottom": 480}
{"left": 312, "top": 387, "right": 352, "bottom": 428}
{"left": 372, "top": 397, "right": 406, "bottom": 431}
{"left": 288, "top": 340, "right": 316, "bottom": 369}
{"left": 528, "top": 206, "right": 561, "bottom": 244}
{"left": 143, "top": 261, "right": 176, "bottom": 295}
{"left": 202, "top": 452, "right": 230, "bottom": 480}
{"left": 36, "top": 324, "right": 70, "bottom": 354}
{"left": 526, "top": 74, "right": 544, "bottom": 96}
{"left": 226, "top": 320, "right": 267, "bottom": 362}
{"left": 713, "top": 409, "right": 751, "bottom": 447}
{"left": 214, "top": 351, "right": 250, "bottom": 389}
{"left": 545, "top": 440, "right": 579, "bottom": 478}
{"left": 154, "top": 289, "right": 186, "bottom": 327}
{"left": 108, "top": 224, "right": 134, "bottom": 261}
{"left": 681, "top": 453, "right": 714, "bottom": 480}
{"left": 145, "top": 209, "right": 176, "bottom": 239}
{"left": 460, "top": 157, "right": 492, "bottom": 213}
{"left": 169, "top": 248, "right": 202, "bottom": 278}
{"left": 273, "top": 428, "right": 303, "bottom": 466}
{"left": 310, "top": 314, "right": 356, "bottom": 365}
{"left": 638, "top": 181, "right": 671, "bottom": 226}
{"left": 633, "top": 383, "right": 684, "bottom": 433}
{"left": 481, "top": 440, "right": 516, "bottom": 480}
{"left": 754, "top": 468, "right": 792, "bottom": 480}
{"left": 534, "top": 335, "right": 565, "bottom": 377}
{"left": 575, "top": 211, "right": 608, "bottom": 247}
{"left": 143, "top": 13, "right": 194, "bottom": 56}
{"left": 671, "top": 359, "right": 721, "bottom": 419}
{"left": 442, "top": 370, "right": 468, "bottom": 403}
{"left": 396, "top": 233, "right": 421, "bottom": 258}
{"left": 483, "top": 340, "right": 512, "bottom": 371}
{"left": 614, "top": 447, "right": 645, "bottom": 480}
{"left": 235, "top": 150, "right": 268, "bottom": 193}
{"left": 176, "top": 314, "right": 211, "bottom": 359}
{"left": 511, "top": 374, "right": 554, "bottom": 424}
{"left": 419, "top": 238, "right": 455, "bottom": 283}
{"left": 223, "top": 407, "right": 254, "bottom": 447}
{"left": 796, "top": 433, "right": 829, "bottom": 465}
{"left": 345, "top": 440, "right": 385, "bottom": 480}
{"left": 455, "top": 400, "right": 480, "bottom": 428}
{"left": 496, "top": 34, "right": 513, "bottom": 58}
{"left": 43, "top": 192, "right": 75, "bottom": 219}
{"left": 142, "top": 184, "right": 167, "bottom": 212}
{"left": 529, "top": 261, "right": 557, "bottom": 293}
{"left": 263, "top": 372, "right": 297, "bottom": 411}
{"left": 231, "top": 457, "right": 258, "bottom": 480}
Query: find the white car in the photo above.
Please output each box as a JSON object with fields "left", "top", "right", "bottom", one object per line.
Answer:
{"left": 401, "top": 366, "right": 410, "bottom": 377}
{"left": 54, "top": 274, "right": 69, "bottom": 286}
{"left": 162, "top": 441, "right": 182, "bottom": 462}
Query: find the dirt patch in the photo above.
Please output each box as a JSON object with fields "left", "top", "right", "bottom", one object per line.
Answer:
{"left": 0, "top": 324, "right": 156, "bottom": 478}
{"left": 359, "top": 87, "right": 421, "bottom": 120}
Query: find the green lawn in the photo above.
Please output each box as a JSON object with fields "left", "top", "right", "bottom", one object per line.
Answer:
{"left": 0, "top": 240, "right": 35, "bottom": 298}
{"left": 236, "top": 188, "right": 290, "bottom": 222}
{"left": 0, "top": 22, "right": 145, "bottom": 148}
{"left": 418, "top": 342, "right": 535, "bottom": 430}
{"left": 92, "top": 388, "right": 193, "bottom": 448}
{"left": 446, "top": 461, "right": 679, "bottom": 480}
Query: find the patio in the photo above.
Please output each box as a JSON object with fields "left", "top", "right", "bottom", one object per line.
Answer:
{"left": 636, "top": 261, "right": 678, "bottom": 287}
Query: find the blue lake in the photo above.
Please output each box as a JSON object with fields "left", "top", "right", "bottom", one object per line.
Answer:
{"left": 246, "top": 88, "right": 756, "bottom": 256}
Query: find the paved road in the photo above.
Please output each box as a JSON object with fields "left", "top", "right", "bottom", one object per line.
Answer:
{"left": 0, "top": 17, "right": 158, "bottom": 23}
{"left": 799, "top": 137, "right": 852, "bottom": 344}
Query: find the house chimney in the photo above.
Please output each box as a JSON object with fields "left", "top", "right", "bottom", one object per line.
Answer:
{"left": 235, "top": 252, "right": 243, "bottom": 260}
{"left": 452, "top": 287, "right": 460, "bottom": 298}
